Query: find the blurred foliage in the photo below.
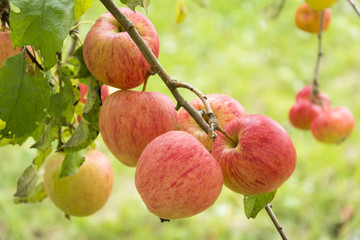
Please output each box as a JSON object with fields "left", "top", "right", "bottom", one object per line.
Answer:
{"left": 1, "top": 0, "right": 360, "bottom": 239}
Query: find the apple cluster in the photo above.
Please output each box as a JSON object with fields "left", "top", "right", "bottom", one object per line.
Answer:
{"left": 79, "top": 7, "right": 300, "bottom": 220}
{"left": 295, "top": 3, "right": 332, "bottom": 34}
{"left": 289, "top": 86, "right": 355, "bottom": 144}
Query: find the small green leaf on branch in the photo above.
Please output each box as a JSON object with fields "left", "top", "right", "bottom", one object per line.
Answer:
{"left": 75, "top": 0, "right": 93, "bottom": 20}
{"left": 13, "top": 165, "right": 37, "bottom": 199}
{"left": 61, "top": 77, "right": 101, "bottom": 152}
{"left": 73, "top": 46, "right": 91, "bottom": 79}
{"left": 0, "top": 53, "right": 50, "bottom": 139}
{"left": 58, "top": 151, "right": 85, "bottom": 178}
{"left": 10, "top": 0, "right": 74, "bottom": 69}
{"left": 120, "top": 0, "right": 150, "bottom": 12}
{"left": 31, "top": 118, "right": 58, "bottom": 151}
{"left": 244, "top": 190, "right": 277, "bottom": 219}
{"left": 13, "top": 183, "right": 47, "bottom": 204}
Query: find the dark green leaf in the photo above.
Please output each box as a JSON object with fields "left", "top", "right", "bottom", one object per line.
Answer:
{"left": 0, "top": 53, "right": 50, "bottom": 139}
{"left": 33, "top": 148, "right": 52, "bottom": 171}
{"left": 73, "top": 46, "right": 91, "bottom": 79}
{"left": 48, "top": 67, "right": 75, "bottom": 124}
{"left": 61, "top": 77, "right": 101, "bottom": 152}
{"left": 31, "top": 118, "right": 58, "bottom": 151}
{"left": 13, "top": 183, "right": 47, "bottom": 204}
{"left": 10, "top": 0, "right": 74, "bottom": 69}
{"left": 120, "top": 0, "right": 150, "bottom": 12}
{"left": 58, "top": 151, "right": 85, "bottom": 178}
{"left": 244, "top": 190, "right": 277, "bottom": 219}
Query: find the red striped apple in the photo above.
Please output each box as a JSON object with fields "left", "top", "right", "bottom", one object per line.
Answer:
{"left": 212, "top": 115, "right": 297, "bottom": 195}
{"left": 43, "top": 150, "right": 113, "bottom": 217}
{"left": 295, "top": 3, "right": 332, "bottom": 34}
{"left": 178, "top": 94, "right": 247, "bottom": 151}
{"left": 311, "top": 106, "right": 355, "bottom": 144}
{"left": 78, "top": 82, "right": 109, "bottom": 103}
{"left": 83, "top": 7, "right": 159, "bottom": 90}
{"left": 99, "top": 90, "right": 178, "bottom": 167}
{"left": 0, "top": 29, "right": 25, "bottom": 67}
{"left": 135, "top": 131, "right": 223, "bottom": 220}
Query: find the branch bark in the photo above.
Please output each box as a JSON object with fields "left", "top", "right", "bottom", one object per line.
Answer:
{"left": 99, "top": 0, "right": 218, "bottom": 139}
{"left": 348, "top": 0, "right": 360, "bottom": 16}
{"left": 265, "top": 204, "right": 288, "bottom": 240}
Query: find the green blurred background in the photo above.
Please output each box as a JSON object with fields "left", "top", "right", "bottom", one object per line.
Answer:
{"left": 1, "top": 0, "right": 360, "bottom": 239}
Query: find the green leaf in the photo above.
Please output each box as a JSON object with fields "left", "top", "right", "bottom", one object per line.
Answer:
{"left": 120, "top": 0, "right": 150, "bottom": 12}
{"left": 73, "top": 46, "right": 91, "bottom": 79}
{"left": 61, "top": 77, "right": 101, "bottom": 152}
{"left": 58, "top": 151, "right": 85, "bottom": 178}
{"left": 48, "top": 66, "right": 75, "bottom": 124}
{"left": 31, "top": 118, "right": 58, "bottom": 151}
{"left": 0, "top": 53, "right": 50, "bottom": 139}
{"left": 33, "top": 148, "right": 52, "bottom": 171}
{"left": 75, "top": 0, "right": 93, "bottom": 20}
{"left": 13, "top": 165, "right": 37, "bottom": 198}
{"left": 13, "top": 183, "right": 47, "bottom": 204}
{"left": 244, "top": 190, "right": 277, "bottom": 219}
{"left": 10, "top": 0, "right": 74, "bottom": 69}
{"left": 175, "top": 0, "right": 188, "bottom": 24}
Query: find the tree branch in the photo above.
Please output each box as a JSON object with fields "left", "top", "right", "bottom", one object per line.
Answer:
{"left": 311, "top": 10, "right": 325, "bottom": 105}
{"left": 99, "top": 0, "right": 217, "bottom": 139}
{"left": 270, "top": 0, "right": 287, "bottom": 19}
{"left": 348, "top": 0, "right": 360, "bottom": 16}
{"left": 265, "top": 204, "right": 288, "bottom": 240}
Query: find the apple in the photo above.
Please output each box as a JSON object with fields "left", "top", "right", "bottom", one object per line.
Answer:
{"left": 212, "top": 115, "right": 297, "bottom": 195}
{"left": 289, "top": 100, "right": 323, "bottom": 130}
{"left": 43, "top": 150, "right": 113, "bottom": 217}
{"left": 295, "top": 85, "right": 331, "bottom": 107}
{"left": 178, "top": 94, "right": 247, "bottom": 151}
{"left": 295, "top": 3, "right": 332, "bottom": 34}
{"left": 311, "top": 106, "right": 355, "bottom": 144}
{"left": 0, "top": 29, "right": 24, "bottom": 67}
{"left": 83, "top": 7, "right": 160, "bottom": 90}
{"left": 99, "top": 90, "right": 178, "bottom": 167}
{"left": 135, "top": 131, "right": 223, "bottom": 220}
{"left": 78, "top": 82, "right": 109, "bottom": 103}
{"left": 306, "top": 0, "right": 337, "bottom": 11}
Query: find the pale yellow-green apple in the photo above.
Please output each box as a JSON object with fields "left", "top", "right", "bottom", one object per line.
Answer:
{"left": 289, "top": 86, "right": 331, "bottom": 130}
{"left": 306, "top": 0, "right": 337, "bottom": 11}
{"left": 311, "top": 106, "right": 355, "bottom": 144}
{"left": 99, "top": 90, "right": 178, "bottom": 167}
{"left": 135, "top": 131, "right": 223, "bottom": 220}
{"left": 83, "top": 7, "right": 159, "bottom": 90}
{"left": 295, "top": 3, "right": 332, "bottom": 34}
{"left": 0, "top": 29, "right": 23, "bottom": 67}
{"left": 212, "top": 115, "right": 297, "bottom": 195}
{"left": 43, "top": 150, "right": 113, "bottom": 217}
{"left": 178, "top": 94, "right": 247, "bottom": 151}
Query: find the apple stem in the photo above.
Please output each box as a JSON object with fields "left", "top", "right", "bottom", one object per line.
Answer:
{"left": 311, "top": 10, "right": 325, "bottom": 105}
{"left": 269, "top": 0, "right": 287, "bottom": 19}
{"left": 265, "top": 204, "right": 288, "bottom": 240}
{"left": 99, "top": 0, "right": 219, "bottom": 140}
{"left": 217, "top": 126, "right": 238, "bottom": 146}
{"left": 348, "top": 0, "right": 360, "bottom": 16}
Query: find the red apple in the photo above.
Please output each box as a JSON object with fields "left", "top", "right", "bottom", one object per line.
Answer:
{"left": 289, "top": 100, "right": 323, "bottom": 130}
{"left": 99, "top": 90, "right": 178, "bottom": 167}
{"left": 311, "top": 106, "right": 355, "bottom": 144}
{"left": 0, "top": 29, "right": 24, "bottom": 67}
{"left": 295, "top": 85, "right": 331, "bottom": 107}
{"left": 212, "top": 115, "right": 297, "bottom": 195}
{"left": 295, "top": 3, "right": 332, "bottom": 34}
{"left": 135, "top": 131, "right": 223, "bottom": 220}
{"left": 83, "top": 7, "right": 159, "bottom": 90}
{"left": 178, "top": 94, "right": 247, "bottom": 151}
{"left": 43, "top": 150, "right": 113, "bottom": 217}
{"left": 78, "top": 82, "right": 109, "bottom": 103}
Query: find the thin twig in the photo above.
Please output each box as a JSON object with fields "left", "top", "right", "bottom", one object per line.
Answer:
{"left": 265, "top": 204, "right": 288, "bottom": 240}
{"left": 99, "top": 0, "right": 217, "bottom": 139}
{"left": 311, "top": 10, "right": 325, "bottom": 105}
{"left": 348, "top": 0, "right": 360, "bottom": 16}
{"left": 270, "top": 0, "right": 287, "bottom": 19}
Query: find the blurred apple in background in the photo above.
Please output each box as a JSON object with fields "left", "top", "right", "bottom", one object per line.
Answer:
{"left": 78, "top": 82, "right": 109, "bottom": 103}
{"left": 135, "top": 131, "right": 223, "bottom": 220}
{"left": 306, "top": 0, "right": 337, "bottom": 11}
{"left": 295, "top": 3, "right": 332, "bottom": 34}
{"left": 178, "top": 94, "right": 247, "bottom": 151}
{"left": 212, "top": 115, "right": 297, "bottom": 196}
